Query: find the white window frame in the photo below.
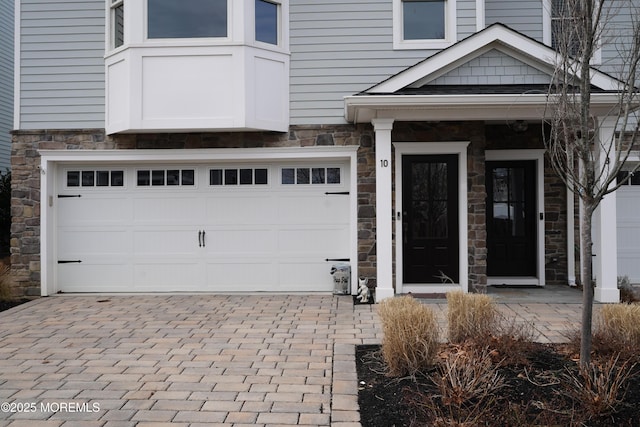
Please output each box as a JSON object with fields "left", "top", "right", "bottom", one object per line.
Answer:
{"left": 108, "top": 0, "right": 125, "bottom": 51}
{"left": 393, "top": 0, "right": 457, "bottom": 50}
{"left": 485, "top": 149, "right": 546, "bottom": 287}
{"left": 144, "top": 0, "right": 231, "bottom": 42}
{"left": 542, "top": 0, "right": 601, "bottom": 64}
{"left": 105, "top": 0, "right": 289, "bottom": 51}
{"left": 393, "top": 141, "right": 469, "bottom": 294}
{"left": 254, "top": 0, "right": 281, "bottom": 47}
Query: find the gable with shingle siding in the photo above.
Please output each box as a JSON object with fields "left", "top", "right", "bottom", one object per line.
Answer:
{"left": 426, "top": 49, "right": 552, "bottom": 86}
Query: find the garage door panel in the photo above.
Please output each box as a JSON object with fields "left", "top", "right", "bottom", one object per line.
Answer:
{"left": 133, "top": 229, "right": 201, "bottom": 255}
{"left": 206, "top": 195, "right": 277, "bottom": 224}
{"left": 204, "top": 261, "right": 277, "bottom": 290}
{"left": 56, "top": 160, "right": 352, "bottom": 293}
{"left": 58, "top": 198, "right": 132, "bottom": 226}
{"left": 618, "top": 226, "right": 640, "bottom": 250}
{"left": 278, "top": 195, "right": 348, "bottom": 224}
{"left": 278, "top": 227, "right": 349, "bottom": 254}
{"left": 277, "top": 262, "right": 335, "bottom": 291}
{"left": 134, "top": 197, "right": 204, "bottom": 224}
{"left": 58, "top": 263, "right": 133, "bottom": 292}
{"left": 617, "top": 187, "right": 640, "bottom": 283}
{"left": 58, "top": 229, "right": 131, "bottom": 255}
{"left": 205, "top": 228, "right": 276, "bottom": 254}
{"left": 134, "top": 261, "right": 203, "bottom": 291}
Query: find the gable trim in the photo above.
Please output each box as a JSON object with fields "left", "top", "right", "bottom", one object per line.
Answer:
{"left": 365, "top": 24, "right": 622, "bottom": 94}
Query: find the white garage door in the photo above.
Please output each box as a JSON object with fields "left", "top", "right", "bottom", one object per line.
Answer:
{"left": 56, "top": 161, "right": 351, "bottom": 293}
{"left": 617, "top": 174, "right": 640, "bottom": 284}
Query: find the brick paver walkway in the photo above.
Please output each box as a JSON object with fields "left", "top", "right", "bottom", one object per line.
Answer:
{"left": 0, "top": 294, "right": 583, "bottom": 426}
{"left": 0, "top": 295, "right": 380, "bottom": 427}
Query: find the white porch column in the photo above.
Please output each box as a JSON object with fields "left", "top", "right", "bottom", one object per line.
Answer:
{"left": 593, "top": 117, "right": 620, "bottom": 303}
{"left": 372, "top": 118, "right": 395, "bottom": 302}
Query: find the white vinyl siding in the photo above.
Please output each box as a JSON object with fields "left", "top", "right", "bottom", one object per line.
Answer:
{"left": 457, "top": 0, "right": 477, "bottom": 39}
{"left": 0, "top": 0, "right": 13, "bottom": 170}
{"left": 290, "top": 0, "right": 485, "bottom": 125}
{"left": 485, "top": 0, "right": 543, "bottom": 42}
{"left": 599, "top": 2, "right": 636, "bottom": 78}
{"left": 18, "top": 0, "right": 105, "bottom": 130}
{"left": 290, "top": 0, "right": 438, "bottom": 125}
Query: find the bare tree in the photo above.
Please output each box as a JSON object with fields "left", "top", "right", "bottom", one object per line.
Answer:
{"left": 544, "top": 0, "right": 640, "bottom": 366}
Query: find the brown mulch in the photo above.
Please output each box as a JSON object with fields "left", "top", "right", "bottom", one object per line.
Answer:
{"left": 0, "top": 299, "right": 29, "bottom": 312}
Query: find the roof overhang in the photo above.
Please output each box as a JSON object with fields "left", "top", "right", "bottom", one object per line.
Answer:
{"left": 344, "top": 92, "right": 624, "bottom": 123}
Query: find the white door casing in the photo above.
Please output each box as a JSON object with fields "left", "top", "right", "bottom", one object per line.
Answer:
{"left": 485, "top": 149, "right": 546, "bottom": 286}
{"left": 393, "top": 141, "right": 470, "bottom": 294}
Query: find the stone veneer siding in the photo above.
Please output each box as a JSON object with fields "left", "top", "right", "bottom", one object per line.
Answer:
{"left": 10, "top": 121, "right": 567, "bottom": 297}
{"left": 391, "top": 122, "right": 568, "bottom": 290}
{"left": 10, "top": 126, "right": 377, "bottom": 297}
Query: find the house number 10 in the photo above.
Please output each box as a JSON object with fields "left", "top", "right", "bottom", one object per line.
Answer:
{"left": 380, "top": 160, "right": 389, "bottom": 167}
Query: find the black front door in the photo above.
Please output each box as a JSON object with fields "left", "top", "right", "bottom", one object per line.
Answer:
{"left": 486, "top": 161, "right": 537, "bottom": 276}
{"left": 402, "top": 155, "right": 459, "bottom": 283}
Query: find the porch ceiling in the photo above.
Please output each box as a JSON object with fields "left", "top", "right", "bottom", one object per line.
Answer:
{"left": 344, "top": 92, "right": 623, "bottom": 124}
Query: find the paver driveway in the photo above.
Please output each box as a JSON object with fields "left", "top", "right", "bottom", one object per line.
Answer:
{"left": 0, "top": 295, "right": 380, "bottom": 427}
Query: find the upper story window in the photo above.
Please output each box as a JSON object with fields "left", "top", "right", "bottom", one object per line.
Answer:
{"left": 148, "top": 0, "right": 228, "bottom": 39}
{"left": 404, "top": 0, "right": 445, "bottom": 40}
{"left": 393, "top": 0, "right": 456, "bottom": 50}
{"left": 544, "top": 0, "right": 601, "bottom": 63}
{"left": 107, "top": 0, "right": 286, "bottom": 49}
{"left": 550, "top": 0, "right": 580, "bottom": 55}
{"left": 255, "top": 0, "right": 278, "bottom": 45}
{"left": 110, "top": 0, "right": 124, "bottom": 49}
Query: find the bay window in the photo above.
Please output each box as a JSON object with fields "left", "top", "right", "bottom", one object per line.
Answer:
{"left": 104, "top": 0, "right": 290, "bottom": 134}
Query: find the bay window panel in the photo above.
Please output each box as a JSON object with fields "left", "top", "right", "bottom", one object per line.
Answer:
{"left": 148, "top": 0, "right": 228, "bottom": 39}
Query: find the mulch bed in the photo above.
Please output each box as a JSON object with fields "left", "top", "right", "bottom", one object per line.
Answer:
{"left": 356, "top": 344, "right": 640, "bottom": 427}
{"left": 0, "top": 299, "right": 30, "bottom": 312}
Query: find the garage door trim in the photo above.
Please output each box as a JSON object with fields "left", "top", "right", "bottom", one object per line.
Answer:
{"left": 40, "top": 146, "right": 359, "bottom": 296}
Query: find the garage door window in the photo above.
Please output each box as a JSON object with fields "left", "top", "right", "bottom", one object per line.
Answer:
{"left": 67, "top": 170, "right": 124, "bottom": 187}
{"left": 618, "top": 171, "right": 640, "bottom": 186}
{"left": 281, "top": 167, "right": 341, "bottom": 185}
{"left": 210, "top": 168, "right": 268, "bottom": 186}
{"left": 137, "top": 169, "right": 195, "bottom": 187}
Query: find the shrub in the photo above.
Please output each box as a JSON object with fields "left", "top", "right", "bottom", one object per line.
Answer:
{"left": 593, "top": 303, "right": 640, "bottom": 360}
{"left": 410, "top": 347, "right": 506, "bottom": 426}
{"left": 446, "top": 291, "right": 499, "bottom": 344}
{"left": 0, "top": 264, "right": 13, "bottom": 301}
{"left": 377, "top": 295, "right": 440, "bottom": 377}
{"left": 563, "top": 355, "right": 634, "bottom": 419}
{"left": 486, "top": 318, "right": 539, "bottom": 367}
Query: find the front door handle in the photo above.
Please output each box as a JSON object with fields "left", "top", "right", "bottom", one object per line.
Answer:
{"left": 198, "top": 230, "right": 202, "bottom": 247}
{"left": 202, "top": 230, "right": 206, "bottom": 248}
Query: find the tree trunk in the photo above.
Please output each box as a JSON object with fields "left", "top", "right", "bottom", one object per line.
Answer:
{"left": 580, "top": 203, "right": 595, "bottom": 368}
